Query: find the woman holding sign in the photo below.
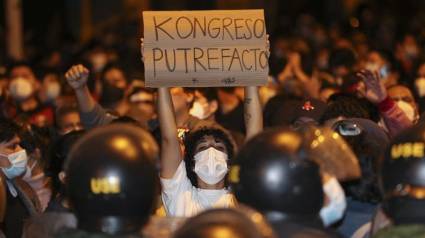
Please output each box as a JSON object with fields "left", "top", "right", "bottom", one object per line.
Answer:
{"left": 141, "top": 34, "right": 263, "bottom": 216}
{"left": 146, "top": 24, "right": 266, "bottom": 214}
{"left": 157, "top": 85, "right": 262, "bottom": 217}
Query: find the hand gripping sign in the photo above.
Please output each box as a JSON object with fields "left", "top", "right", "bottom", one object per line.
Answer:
{"left": 142, "top": 10, "right": 269, "bottom": 87}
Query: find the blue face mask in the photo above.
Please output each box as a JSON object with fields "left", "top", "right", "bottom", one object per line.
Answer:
{"left": 320, "top": 176, "right": 347, "bottom": 226}
{"left": 1, "top": 149, "right": 28, "bottom": 179}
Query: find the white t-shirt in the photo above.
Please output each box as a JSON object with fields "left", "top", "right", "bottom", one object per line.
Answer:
{"left": 161, "top": 161, "right": 236, "bottom": 217}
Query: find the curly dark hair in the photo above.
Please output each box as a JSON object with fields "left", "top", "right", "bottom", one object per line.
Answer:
{"left": 183, "top": 127, "right": 235, "bottom": 187}
{"left": 320, "top": 94, "right": 371, "bottom": 124}
{"left": 0, "top": 118, "right": 21, "bottom": 144}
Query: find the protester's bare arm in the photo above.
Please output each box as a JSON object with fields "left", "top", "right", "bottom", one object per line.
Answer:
{"left": 244, "top": 86, "right": 263, "bottom": 141}
{"left": 141, "top": 38, "right": 182, "bottom": 177}
{"left": 64, "top": 65, "right": 96, "bottom": 113}
{"left": 158, "top": 87, "right": 183, "bottom": 178}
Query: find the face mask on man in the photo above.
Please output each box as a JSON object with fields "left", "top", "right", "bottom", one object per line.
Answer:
{"left": 1, "top": 149, "right": 28, "bottom": 179}
{"left": 397, "top": 100, "right": 417, "bottom": 122}
{"left": 100, "top": 82, "right": 125, "bottom": 107}
{"left": 90, "top": 53, "right": 108, "bottom": 73}
{"left": 194, "top": 147, "right": 228, "bottom": 185}
{"left": 45, "top": 81, "right": 61, "bottom": 101}
{"left": 190, "top": 101, "right": 210, "bottom": 120}
{"left": 9, "top": 77, "right": 34, "bottom": 101}
{"left": 320, "top": 176, "right": 347, "bottom": 226}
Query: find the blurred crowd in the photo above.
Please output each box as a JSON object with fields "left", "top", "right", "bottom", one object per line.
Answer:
{"left": 2, "top": 4, "right": 425, "bottom": 238}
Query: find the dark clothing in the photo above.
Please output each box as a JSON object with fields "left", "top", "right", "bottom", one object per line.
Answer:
{"left": 46, "top": 195, "right": 70, "bottom": 213}
{"left": 263, "top": 95, "right": 327, "bottom": 127}
{"left": 216, "top": 101, "right": 246, "bottom": 134}
{"left": 3, "top": 189, "right": 28, "bottom": 238}
{"left": 55, "top": 229, "right": 144, "bottom": 238}
{"left": 2, "top": 177, "right": 41, "bottom": 238}
{"left": 338, "top": 198, "right": 377, "bottom": 238}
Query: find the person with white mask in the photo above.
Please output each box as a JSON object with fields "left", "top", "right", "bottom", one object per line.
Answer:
{"left": 7, "top": 63, "right": 56, "bottom": 127}
{"left": 39, "top": 72, "right": 61, "bottom": 105}
{"left": 357, "top": 69, "right": 412, "bottom": 137}
{"left": 7, "top": 64, "right": 39, "bottom": 111}
{"left": 189, "top": 88, "right": 219, "bottom": 121}
{"left": 0, "top": 118, "right": 41, "bottom": 238}
{"left": 190, "top": 88, "right": 247, "bottom": 148}
{"left": 387, "top": 84, "right": 419, "bottom": 123}
{"left": 158, "top": 85, "right": 262, "bottom": 217}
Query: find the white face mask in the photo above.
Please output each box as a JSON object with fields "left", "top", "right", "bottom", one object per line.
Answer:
{"left": 45, "top": 82, "right": 61, "bottom": 101}
{"left": 415, "top": 77, "right": 425, "bottom": 97}
{"left": 194, "top": 147, "right": 228, "bottom": 185}
{"left": 90, "top": 53, "right": 108, "bottom": 73}
{"left": 1, "top": 149, "right": 28, "bottom": 179}
{"left": 397, "top": 100, "right": 417, "bottom": 122}
{"left": 190, "top": 101, "right": 210, "bottom": 120}
{"left": 9, "top": 77, "right": 34, "bottom": 101}
{"left": 320, "top": 176, "right": 347, "bottom": 226}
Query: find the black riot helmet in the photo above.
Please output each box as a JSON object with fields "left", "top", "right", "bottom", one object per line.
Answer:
{"left": 229, "top": 128, "right": 324, "bottom": 221}
{"left": 173, "top": 207, "right": 276, "bottom": 238}
{"left": 380, "top": 123, "right": 425, "bottom": 225}
{"left": 65, "top": 124, "right": 159, "bottom": 235}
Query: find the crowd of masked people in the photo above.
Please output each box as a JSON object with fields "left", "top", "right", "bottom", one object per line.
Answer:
{"left": 3, "top": 17, "right": 425, "bottom": 238}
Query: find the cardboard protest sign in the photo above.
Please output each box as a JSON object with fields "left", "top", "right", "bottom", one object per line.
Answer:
{"left": 143, "top": 10, "right": 268, "bottom": 87}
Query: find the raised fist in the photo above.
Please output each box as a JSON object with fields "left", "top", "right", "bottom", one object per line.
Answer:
{"left": 65, "top": 64, "right": 90, "bottom": 90}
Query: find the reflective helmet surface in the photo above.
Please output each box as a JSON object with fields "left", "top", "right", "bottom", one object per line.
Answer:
{"left": 65, "top": 124, "right": 159, "bottom": 235}
{"left": 381, "top": 123, "right": 425, "bottom": 224}
{"left": 230, "top": 128, "right": 323, "bottom": 216}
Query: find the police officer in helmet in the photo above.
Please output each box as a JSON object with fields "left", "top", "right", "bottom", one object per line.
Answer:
{"left": 56, "top": 124, "right": 159, "bottom": 237}
{"left": 374, "top": 123, "right": 425, "bottom": 237}
{"left": 229, "top": 128, "right": 341, "bottom": 238}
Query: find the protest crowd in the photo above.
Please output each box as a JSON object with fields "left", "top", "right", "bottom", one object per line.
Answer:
{"left": 3, "top": 1, "right": 425, "bottom": 238}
